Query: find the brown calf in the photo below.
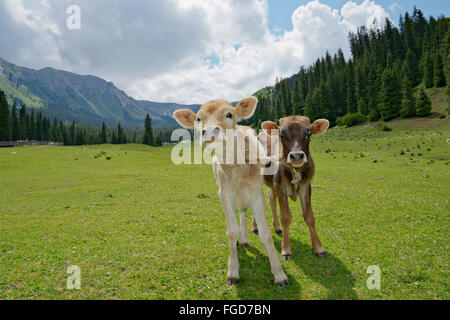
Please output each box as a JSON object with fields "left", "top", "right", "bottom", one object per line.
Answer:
{"left": 256, "top": 116, "right": 329, "bottom": 260}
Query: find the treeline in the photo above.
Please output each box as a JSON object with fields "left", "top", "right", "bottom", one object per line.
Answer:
{"left": 0, "top": 90, "right": 173, "bottom": 146}
{"left": 248, "top": 8, "right": 449, "bottom": 127}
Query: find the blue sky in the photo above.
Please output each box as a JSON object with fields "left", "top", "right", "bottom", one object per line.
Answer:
{"left": 268, "top": 0, "right": 450, "bottom": 33}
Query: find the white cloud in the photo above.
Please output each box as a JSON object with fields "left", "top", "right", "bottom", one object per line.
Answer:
{"left": 389, "top": 2, "right": 402, "bottom": 13}
{"left": 0, "top": 0, "right": 391, "bottom": 104}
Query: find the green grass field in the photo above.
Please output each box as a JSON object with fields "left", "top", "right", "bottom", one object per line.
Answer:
{"left": 0, "top": 123, "right": 449, "bottom": 300}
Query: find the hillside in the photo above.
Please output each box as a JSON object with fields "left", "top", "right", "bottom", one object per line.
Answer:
{"left": 248, "top": 10, "right": 449, "bottom": 129}
{"left": 0, "top": 58, "right": 200, "bottom": 128}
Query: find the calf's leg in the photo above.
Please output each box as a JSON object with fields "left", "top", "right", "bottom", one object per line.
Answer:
{"left": 299, "top": 184, "right": 326, "bottom": 257}
{"left": 252, "top": 191, "right": 289, "bottom": 286}
{"left": 251, "top": 217, "right": 258, "bottom": 235}
{"left": 268, "top": 188, "right": 282, "bottom": 234}
{"left": 277, "top": 193, "right": 293, "bottom": 260}
{"left": 239, "top": 209, "right": 250, "bottom": 248}
{"left": 218, "top": 190, "right": 241, "bottom": 284}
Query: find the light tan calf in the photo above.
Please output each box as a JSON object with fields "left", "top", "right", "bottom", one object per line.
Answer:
{"left": 173, "top": 97, "right": 289, "bottom": 286}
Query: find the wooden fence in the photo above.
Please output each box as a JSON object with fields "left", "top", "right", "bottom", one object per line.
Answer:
{"left": 0, "top": 140, "right": 64, "bottom": 148}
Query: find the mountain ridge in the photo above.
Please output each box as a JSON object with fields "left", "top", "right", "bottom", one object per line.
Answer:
{"left": 0, "top": 57, "right": 200, "bottom": 128}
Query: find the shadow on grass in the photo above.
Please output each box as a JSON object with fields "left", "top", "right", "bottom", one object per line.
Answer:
{"left": 235, "top": 245, "right": 301, "bottom": 300}
{"left": 233, "top": 235, "right": 357, "bottom": 300}
{"left": 274, "top": 236, "right": 358, "bottom": 300}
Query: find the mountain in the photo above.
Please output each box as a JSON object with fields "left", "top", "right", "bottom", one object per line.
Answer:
{"left": 0, "top": 57, "right": 200, "bottom": 128}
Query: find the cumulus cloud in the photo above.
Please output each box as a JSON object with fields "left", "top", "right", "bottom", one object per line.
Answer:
{"left": 389, "top": 2, "right": 403, "bottom": 13}
{"left": 0, "top": 0, "right": 391, "bottom": 104}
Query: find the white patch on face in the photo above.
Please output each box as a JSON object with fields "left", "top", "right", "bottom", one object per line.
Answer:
{"left": 289, "top": 162, "right": 305, "bottom": 168}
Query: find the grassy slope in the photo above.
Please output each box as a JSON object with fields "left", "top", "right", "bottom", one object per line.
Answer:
{"left": 0, "top": 73, "right": 44, "bottom": 108}
{"left": 387, "top": 87, "right": 449, "bottom": 129}
{"left": 0, "top": 123, "right": 448, "bottom": 300}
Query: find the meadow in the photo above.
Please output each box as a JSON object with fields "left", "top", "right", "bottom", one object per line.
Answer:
{"left": 0, "top": 121, "right": 449, "bottom": 300}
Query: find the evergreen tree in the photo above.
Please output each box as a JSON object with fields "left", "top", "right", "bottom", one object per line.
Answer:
{"left": 357, "top": 98, "right": 368, "bottom": 115}
{"left": 11, "top": 102, "right": 19, "bottom": 141}
{"left": 19, "top": 105, "right": 27, "bottom": 140}
{"left": 404, "top": 49, "right": 420, "bottom": 87}
{"left": 379, "top": 68, "right": 402, "bottom": 121}
{"left": 36, "top": 112, "right": 44, "bottom": 141}
{"left": 434, "top": 52, "right": 446, "bottom": 87}
{"left": 291, "top": 79, "right": 302, "bottom": 115}
{"left": 28, "top": 109, "right": 36, "bottom": 140}
{"left": 423, "top": 51, "right": 434, "bottom": 88}
{"left": 346, "top": 60, "right": 357, "bottom": 114}
{"left": 69, "top": 120, "right": 76, "bottom": 145}
{"left": 59, "top": 121, "right": 67, "bottom": 144}
{"left": 75, "top": 127, "right": 85, "bottom": 146}
{"left": 400, "top": 76, "right": 416, "bottom": 117}
{"left": 154, "top": 133, "right": 162, "bottom": 147}
{"left": 42, "top": 117, "right": 50, "bottom": 141}
{"left": 100, "top": 122, "right": 107, "bottom": 144}
{"left": 111, "top": 132, "right": 118, "bottom": 145}
{"left": 416, "top": 87, "right": 432, "bottom": 116}
{"left": 0, "top": 90, "right": 10, "bottom": 141}
{"left": 142, "top": 114, "right": 154, "bottom": 146}
{"left": 117, "top": 123, "right": 125, "bottom": 144}
{"left": 49, "top": 118, "right": 59, "bottom": 142}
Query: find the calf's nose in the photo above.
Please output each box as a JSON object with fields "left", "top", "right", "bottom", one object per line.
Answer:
{"left": 202, "top": 127, "right": 220, "bottom": 136}
{"left": 289, "top": 152, "right": 306, "bottom": 162}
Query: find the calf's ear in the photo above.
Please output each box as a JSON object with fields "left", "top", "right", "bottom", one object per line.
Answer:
{"left": 236, "top": 97, "right": 258, "bottom": 120}
{"left": 261, "top": 121, "right": 279, "bottom": 135}
{"left": 173, "top": 109, "right": 196, "bottom": 129}
{"left": 311, "top": 119, "right": 329, "bottom": 136}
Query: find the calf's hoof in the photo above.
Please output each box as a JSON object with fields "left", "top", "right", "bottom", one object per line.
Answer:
{"left": 240, "top": 242, "right": 250, "bottom": 249}
{"left": 251, "top": 230, "right": 259, "bottom": 235}
{"left": 275, "top": 279, "right": 290, "bottom": 287}
{"left": 315, "top": 252, "right": 327, "bottom": 258}
{"left": 227, "top": 277, "right": 240, "bottom": 286}
{"left": 281, "top": 254, "right": 292, "bottom": 261}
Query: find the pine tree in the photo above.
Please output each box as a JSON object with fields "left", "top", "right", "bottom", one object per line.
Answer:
{"left": 28, "top": 110, "right": 36, "bottom": 140}
{"left": 117, "top": 123, "right": 124, "bottom": 144}
{"left": 42, "top": 117, "right": 50, "bottom": 141}
{"left": 357, "top": 98, "right": 368, "bottom": 115}
{"left": 346, "top": 60, "right": 357, "bottom": 114}
{"left": 69, "top": 120, "right": 76, "bottom": 146}
{"left": 291, "top": 79, "right": 302, "bottom": 115}
{"left": 416, "top": 87, "right": 432, "bottom": 116}
{"left": 400, "top": 76, "right": 416, "bottom": 117}
{"left": 75, "top": 127, "right": 85, "bottom": 146}
{"left": 36, "top": 112, "right": 43, "bottom": 141}
{"left": 379, "top": 68, "right": 402, "bottom": 121}
{"left": 49, "top": 118, "right": 59, "bottom": 142}
{"left": 19, "top": 105, "right": 27, "bottom": 140}
{"left": 404, "top": 49, "right": 420, "bottom": 86}
{"left": 434, "top": 52, "right": 446, "bottom": 87}
{"left": 0, "top": 90, "right": 11, "bottom": 141}
{"left": 111, "top": 132, "right": 117, "bottom": 145}
{"left": 59, "top": 121, "right": 67, "bottom": 144}
{"left": 100, "top": 122, "right": 107, "bottom": 144}
{"left": 154, "top": 133, "right": 162, "bottom": 147}
{"left": 142, "top": 114, "right": 153, "bottom": 146}
{"left": 423, "top": 51, "right": 434, "bottom": 88}
{"left": 11, "top": 102, "right": 19, "bottom": 141}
